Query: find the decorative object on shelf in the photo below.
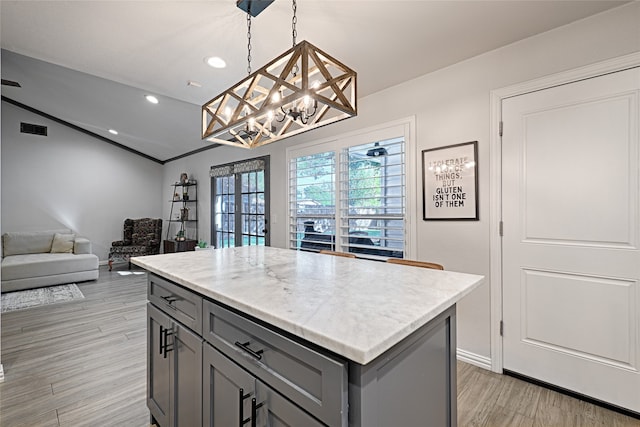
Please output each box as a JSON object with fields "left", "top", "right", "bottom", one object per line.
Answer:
{"left": 180, "top": 172, "right": 189, "bottom": 184}
{"left": 180, "top": 207, "right": 190, "bottom": 221}
{"left": 173, "top": 192, "right": 181, "bottom": 201}
{"left": 422, "top": 141, "right": 479, "bottom": 221}
{"left": 201, "top": 0, "right": 357, "bottom": 149}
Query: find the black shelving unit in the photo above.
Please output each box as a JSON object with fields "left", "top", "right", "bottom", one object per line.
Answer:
{"left": 164, "top": 181, "right": 198, "bottom": 253}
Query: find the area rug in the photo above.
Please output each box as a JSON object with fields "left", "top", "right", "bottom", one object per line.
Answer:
{"left": 1, "top": 284, "right": 84, "bottom": 313}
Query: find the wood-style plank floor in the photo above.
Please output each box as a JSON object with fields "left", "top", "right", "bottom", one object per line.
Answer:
{"left": 0, "top": 266, "right": 638, "bottom": 426}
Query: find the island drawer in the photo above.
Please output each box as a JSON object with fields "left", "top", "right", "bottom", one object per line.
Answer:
{"left": 203, "top": 300, "right": 348, "bottom": 427}
{"left": 148, "top": 273, "right": 202, "bottom": 335}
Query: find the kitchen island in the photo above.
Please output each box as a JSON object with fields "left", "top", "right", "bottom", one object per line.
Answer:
{"left": 133, "top": 246, "right": 483, "bottom": 427}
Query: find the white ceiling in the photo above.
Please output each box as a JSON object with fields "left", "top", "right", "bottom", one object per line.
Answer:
{"left": 0, "top": 0, "right": 627, "bottom": 162}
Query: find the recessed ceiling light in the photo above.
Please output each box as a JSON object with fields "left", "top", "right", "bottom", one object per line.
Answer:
{"left": 108, "top": 129, "right": 118, "bottom": 135}
{"left": 205, "top": 56, "right": 226, "bottom": 69}
{"left": 145, "top": 95, "right": 159, "bottom": 104}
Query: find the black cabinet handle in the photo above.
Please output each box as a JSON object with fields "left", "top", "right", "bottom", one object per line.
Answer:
{"left": 235, "top": 341, "right": 264, "bottom": 360}
{"left": 161, "top": 326, "right": 174, "bottom": 358}
{"left": 159, "top": 325, "right": 164, "bottom": 355}
{"left": 239, "top": 388, "right": 251, "bottom": 426}
{"left": 251, "top": 397, "right": 265, "bottom": 427}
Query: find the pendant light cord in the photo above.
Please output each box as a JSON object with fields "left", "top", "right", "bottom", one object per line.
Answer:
{"left": 292, "top": 0, "right": 297, "bottom": 48}
{"left": 247, "top": 12, "right": 252, "bottom": 75}
{"left": 291, "top": 0, "right": 299, "bottom": 76}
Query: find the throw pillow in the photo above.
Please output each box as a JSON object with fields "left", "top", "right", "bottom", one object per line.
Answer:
{"left": 50, "top": 233, "right": 75, "bottom": 253}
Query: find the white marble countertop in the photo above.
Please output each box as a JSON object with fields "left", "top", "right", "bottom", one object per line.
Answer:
{"left": 132, "top": 246, "right": 484, "bottom": 365}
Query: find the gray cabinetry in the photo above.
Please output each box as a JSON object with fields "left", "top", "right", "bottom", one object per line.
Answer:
{"left": 202, "top": 300, "right": 348, "bottom": 426}
{"left": 147, "top": 275, "right": 203, "bottom": 427}
{"left": 145, "top": 271, "right": 458, "bottom": 427}
{"left": 203, "top": 343, "right": 325, "bottom": 427}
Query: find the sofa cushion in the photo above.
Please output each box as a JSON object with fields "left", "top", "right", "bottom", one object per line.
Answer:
{"left": 3, "top": 229, "right": 72, "bottom": 256}
{"left": 51, "top": 233, "right": 75, "bottom": 253}
{"left": 1, "top": 253, "right": 98, "bottom": 281}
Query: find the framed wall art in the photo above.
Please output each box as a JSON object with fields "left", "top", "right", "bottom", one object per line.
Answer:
{"left": 422, "top": 141, "right": 479, "bottom": 221}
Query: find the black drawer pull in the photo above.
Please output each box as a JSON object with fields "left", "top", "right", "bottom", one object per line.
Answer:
{"left": 161, "top": 295, "right": 178, "bottom": 307}
{"left": 235, "top": 341, "right": 264, "bottom": 360}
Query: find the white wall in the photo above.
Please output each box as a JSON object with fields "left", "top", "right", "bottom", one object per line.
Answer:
{"left": 162, "top": 3, "right": 640, "bottom": 363}
{"left": 1, "top": 102, "right": 164, "bottom": 261}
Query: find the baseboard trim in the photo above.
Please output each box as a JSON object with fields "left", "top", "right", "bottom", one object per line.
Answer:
{"left": 457, "top": 348, "right": 492, "bottom": 371}
{"left": 0, "top": 363, "right": 5, "bottom": 383}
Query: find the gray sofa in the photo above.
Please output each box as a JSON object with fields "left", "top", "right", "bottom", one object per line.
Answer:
{"left": 1, "top": 229, "right": 99, "bottom": 292}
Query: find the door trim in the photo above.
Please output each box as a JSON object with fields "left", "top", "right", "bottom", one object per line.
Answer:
{"left": 489, "top": 51, "right": 640, "bottom": 373}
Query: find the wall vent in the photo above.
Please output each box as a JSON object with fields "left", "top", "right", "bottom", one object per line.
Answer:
{"left": 20, "top": 122, "right": 48, "bottom": 136}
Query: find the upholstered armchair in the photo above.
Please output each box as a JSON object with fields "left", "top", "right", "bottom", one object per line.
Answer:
{"left": 108, "top": 218, "right": 162, "bottom": 271}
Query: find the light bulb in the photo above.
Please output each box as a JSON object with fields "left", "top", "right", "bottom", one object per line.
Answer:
{"left": 272, "top": 92, "right": 280, "bottom": 102}
{"left": 303, "top": 95, "right": 310, "bottom": 107}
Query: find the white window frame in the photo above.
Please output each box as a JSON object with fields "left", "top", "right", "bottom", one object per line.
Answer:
{"left": 286, "top": 117, "right": 417, "bottom": 259}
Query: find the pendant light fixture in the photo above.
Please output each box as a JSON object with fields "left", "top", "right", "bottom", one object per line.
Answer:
{"left": 202, "top": 0, "right": 357, "bottom": 149}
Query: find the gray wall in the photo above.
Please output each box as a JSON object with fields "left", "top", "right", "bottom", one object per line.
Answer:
{"left": 161, "top": 3, "right": 640, "bottom": 363}
{"left": 1, "top": 102, "right": 163, "bottom": 261}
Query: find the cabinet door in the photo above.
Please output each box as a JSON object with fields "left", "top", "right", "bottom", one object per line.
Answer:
{"left": 255, "top": 381, "right": 326, "bottom": 427}
{"left": 147, "top": 303, "right": 172, "bottom": 427}
{"left": 203, "top": 343, "right": 255, "bottom": 427}
{"left": 173, "top": 323, "right": 203, "bottom": 427}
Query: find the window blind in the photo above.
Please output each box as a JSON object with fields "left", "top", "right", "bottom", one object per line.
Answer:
{"left": 289, "top": 136, "right": 406, "bottom": 259}
{"left": 339, "top": 137, "right": 405, "bottom": 258}
{"left": 289, "top": 151, "right": 336, "bottom": 251}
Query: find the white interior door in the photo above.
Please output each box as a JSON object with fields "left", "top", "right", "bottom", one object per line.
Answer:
{"left": 502, "top": 67, "right": 640, "bottom": 412}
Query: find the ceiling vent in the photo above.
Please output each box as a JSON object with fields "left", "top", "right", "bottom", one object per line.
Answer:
{"left": 20, "top": 122, "right": 48, "bottom": 136}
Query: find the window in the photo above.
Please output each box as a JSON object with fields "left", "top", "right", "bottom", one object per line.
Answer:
{"left": 339, "top": 138, "right": 405, "bottom": 257}
{"left": 289, "top": 151, "right": 336, "bottom": 251}
{"left": 288, "top": 120, "right": 415, "bottom": 259}
{"left": 211, "top": 157, "right": 270, "bottom": 248}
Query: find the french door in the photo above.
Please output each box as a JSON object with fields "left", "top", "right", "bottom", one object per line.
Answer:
{"left": 211, "top": 157, "right": 270, "bottom": 248}
{"left": 501, "top": 67, "right": 640, "bottom": 411}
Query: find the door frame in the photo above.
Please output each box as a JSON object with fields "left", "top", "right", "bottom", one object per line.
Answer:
{"left": 489, "top": 51, "right": 640, "bottom": 373}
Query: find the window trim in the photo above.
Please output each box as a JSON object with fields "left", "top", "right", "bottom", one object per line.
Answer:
{"left": 286, "top": 117, "right": 417, "bottom": 259}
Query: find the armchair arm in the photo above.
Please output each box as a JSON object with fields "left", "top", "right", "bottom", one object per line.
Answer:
{"left": 74, "top": 237, "right": 92, "bottom": 254}
{"left": 112, "top": 239, "right": 133, "bottom": 247}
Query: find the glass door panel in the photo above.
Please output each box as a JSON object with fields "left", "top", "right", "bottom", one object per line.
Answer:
{"left": 212, "top": 159, "right": 269, "bottom": 248}
{"left": 215, "top": 175, "right": 235, "bottom": 248}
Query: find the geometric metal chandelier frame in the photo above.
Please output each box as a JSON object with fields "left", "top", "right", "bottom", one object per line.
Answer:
{"left": 201, "top": 40, "right": 357, "bottom": 149}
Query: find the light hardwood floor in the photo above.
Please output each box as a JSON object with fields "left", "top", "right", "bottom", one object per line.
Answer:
{"left": 1, "top": 266, "right": 638, "bottom": 426}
